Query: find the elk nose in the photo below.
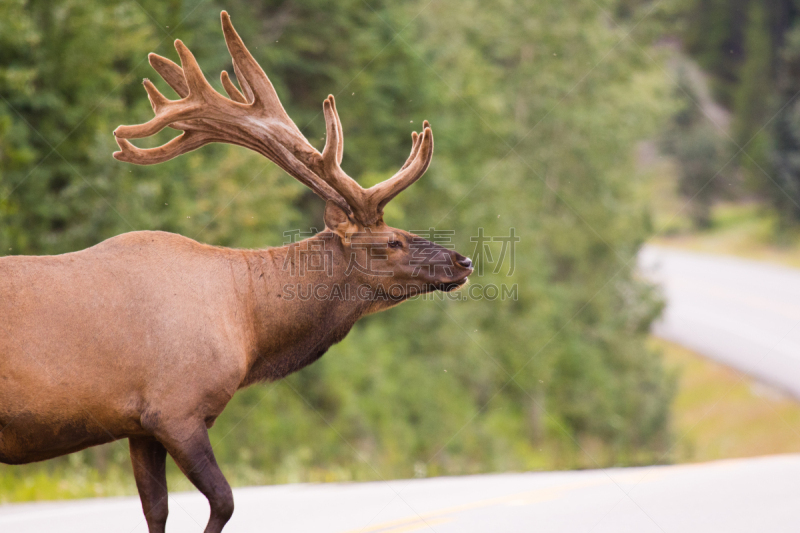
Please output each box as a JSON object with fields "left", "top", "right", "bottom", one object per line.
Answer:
{"left": 458, "top": 256, "right": 473, "bottom": 270}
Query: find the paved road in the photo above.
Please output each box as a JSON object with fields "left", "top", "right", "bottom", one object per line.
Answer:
{"left": 640, "top": 244, "right": 800, "bottom": 399}
{"left": 1, "top": 454, "right": 799, "bottom": 532}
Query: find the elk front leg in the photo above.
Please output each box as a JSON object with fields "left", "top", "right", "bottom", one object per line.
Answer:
{"left": 160, "top": 424, "right": 234, "bottom": 533}
{"left": 130, "top": 436, "right": 169, "bottom": 533}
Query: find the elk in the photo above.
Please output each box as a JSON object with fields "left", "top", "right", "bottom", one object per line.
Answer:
{"left": 0, "top": 11, "right": 472, "bottom": 533}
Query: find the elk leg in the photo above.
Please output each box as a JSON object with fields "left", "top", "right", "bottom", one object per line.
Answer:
{"left": 161, "top": 425, "right": 234, "bottom": 533}
{"left": 129, "top": 436, "right": 169, "bottom": 533}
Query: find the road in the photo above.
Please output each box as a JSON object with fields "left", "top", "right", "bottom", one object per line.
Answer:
{"left": 639, "top": 244, "right": 800, "bottom": 399}
{"left": 1, "top": 453, "right": 799, "bottom": 532}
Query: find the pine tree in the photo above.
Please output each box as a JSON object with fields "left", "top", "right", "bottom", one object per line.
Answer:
{"left": 733, "top": 1, "right": 774, "bottom": 194}
{"left": 773, "top": 24, "right": 800, "bottom": 220}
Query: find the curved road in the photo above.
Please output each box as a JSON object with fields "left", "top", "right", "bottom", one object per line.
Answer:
{"left": 3, "top": 245, "right": 800, "bottom": 531}
{"left": 640, "top": 245, "right": 800, "bottom": 399}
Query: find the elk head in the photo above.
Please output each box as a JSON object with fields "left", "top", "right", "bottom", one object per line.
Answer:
{"left": 114, "top": 11, "right": 473, "bottom": 304}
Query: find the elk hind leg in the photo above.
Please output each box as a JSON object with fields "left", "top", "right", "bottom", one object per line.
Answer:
{"left": 130, "top": 436, "right": 169, "bottom": 533}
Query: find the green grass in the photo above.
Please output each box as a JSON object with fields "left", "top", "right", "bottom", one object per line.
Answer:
{"left": 656, "top": 337, "right": 800, "bottom": 463}
{"left": 0, "top": 461, "right": 134, "bottom": 503}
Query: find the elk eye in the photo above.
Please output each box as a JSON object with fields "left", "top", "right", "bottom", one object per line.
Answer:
{"left": 388, "top": 240, "right": 402, "bottom": 248}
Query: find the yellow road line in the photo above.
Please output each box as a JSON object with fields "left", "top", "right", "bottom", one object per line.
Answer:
{"left": 370, "top": 517, "right": 453, "bottom": 533}
{"left": 339, "top": 477, "right": 606, "bottom": 533}
{"left": 342, "top": 459, "right": 757, "bottom": 533}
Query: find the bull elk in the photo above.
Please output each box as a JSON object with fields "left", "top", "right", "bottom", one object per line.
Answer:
{"left": 0, "top": 11, "right": 472, "bottom": 533}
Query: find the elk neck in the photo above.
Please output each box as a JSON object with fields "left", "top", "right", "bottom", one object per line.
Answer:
{"left": 235, "top": 231, "right": 373, "bottom": 386}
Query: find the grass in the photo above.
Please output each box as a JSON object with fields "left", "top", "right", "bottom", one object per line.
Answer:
{"left": 0, "top": 461, "right": 135, "bottom": 503}
{"left": 655, "top": 337, "right": 800, "bottom": 462}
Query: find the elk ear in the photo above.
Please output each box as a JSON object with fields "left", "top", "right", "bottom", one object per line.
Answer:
{"left": 324, "top": 201, "right": 360, "bottom": 242}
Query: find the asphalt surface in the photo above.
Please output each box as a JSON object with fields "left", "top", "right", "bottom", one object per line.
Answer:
{"left": 639, "top": 244, "right": 800, "bottom": 399}
{"left": 1, "top": 454, "right": 799, "bottom": 532}
{"left": 4, "top": 245, "right": 800, "bottom": 532}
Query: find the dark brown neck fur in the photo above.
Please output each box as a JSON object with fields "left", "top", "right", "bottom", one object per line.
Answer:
{"left": 237, "top": 232, "right": 372, "bottom": 386}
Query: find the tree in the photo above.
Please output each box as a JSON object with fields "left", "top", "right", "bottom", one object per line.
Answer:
{"left": 733, "top": 1, "right": 774, "bottom": 195}
{"left": 773, "top": 24, "right": 800, "bottom": 220}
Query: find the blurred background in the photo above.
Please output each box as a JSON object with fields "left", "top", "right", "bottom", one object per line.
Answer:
{"left": 1, "top": 0, "right": 799, "bottom": 503}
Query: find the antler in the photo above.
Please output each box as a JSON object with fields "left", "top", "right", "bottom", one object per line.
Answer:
{"left": 114, "top": 11, "right": 433, "bottom": 226}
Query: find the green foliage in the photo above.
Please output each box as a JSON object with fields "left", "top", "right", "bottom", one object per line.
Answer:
{"left": 773, "top": 22, "right": 800, "bottom": 221}
{"left": 733, "top": 2, "right": 772, "bottom": 146}
{"left": 732, "top": 2, "right": 774, "bottom": 193}
{"left": 1, "top": 0, "right": 673, "bottom": 500}
{"left": 681, "top": 0, "right": 750, "bottom": 107}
